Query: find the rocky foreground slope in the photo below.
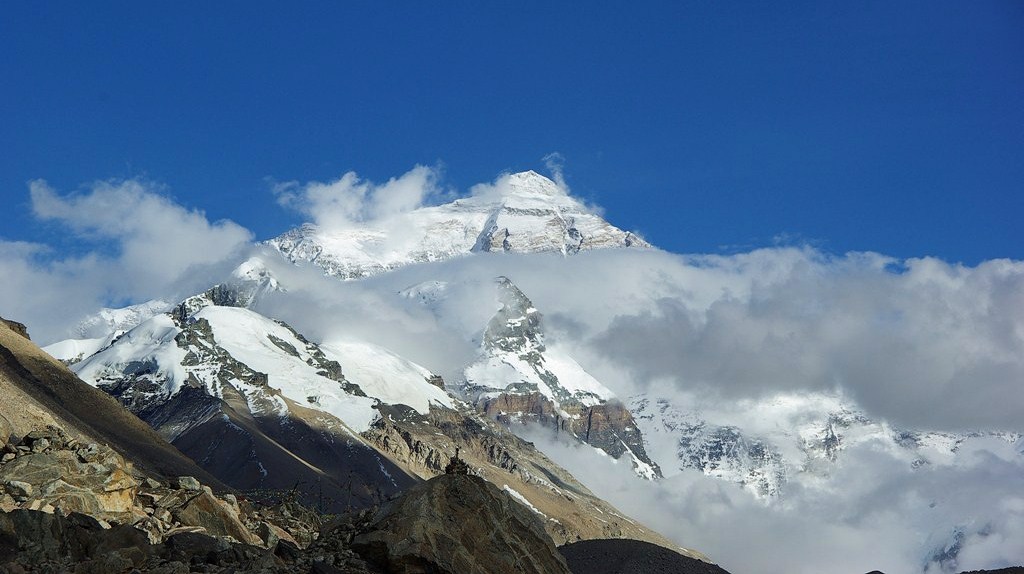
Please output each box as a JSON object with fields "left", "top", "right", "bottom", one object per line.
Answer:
{"left": 0, "top": 319, "right": 218, "bottom": 485}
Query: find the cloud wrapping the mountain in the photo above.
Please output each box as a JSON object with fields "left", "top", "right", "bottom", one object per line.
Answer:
{"left": 273, "top": 165, "right": 446, "bottom": 230}
{"left": 5, "top": 167, "right": 1022, "bottom": 572}
{"left": 0, "top": 179, "right": 252, "bottom": 343}
{"left": 253, "top": 245, "right": 1024, "bottom": 432}
{"left": 577, "top": 251, "right": 1024, "bottom": 432}
{"left": 522, "top": 423, "right": 1024, "bottom": 574}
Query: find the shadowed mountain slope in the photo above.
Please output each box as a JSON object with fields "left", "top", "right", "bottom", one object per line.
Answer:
{"left": 0, "top": 317, "right": 220, "bottom": 486}
{"left": 560, "top": 539, "right": 732, "bottom": 574}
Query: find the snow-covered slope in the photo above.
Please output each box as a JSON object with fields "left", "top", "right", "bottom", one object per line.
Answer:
{"left": 320, "top": 338, "right": 454, "bottom": 414}
{"left": 46, "top": 256, "right": 284, "bottom": 366}
{"left": 631, "top": 392, "right": 1023, "bottom": 498}
{"left": 44, "top": 331, "right": 119, "bottom": 366}
{"left": 71, "top": 299, "right": 174, "bottom": 339}
{"left": 267, "top": 171, "right": 649, "bottom": 279}
{"left": 73, "top": 306, "right": 453, "bottom": 434}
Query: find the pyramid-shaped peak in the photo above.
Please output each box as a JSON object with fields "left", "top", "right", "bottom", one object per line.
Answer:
{"left": 504, "top": 170, "right": 566, "bottom": 196}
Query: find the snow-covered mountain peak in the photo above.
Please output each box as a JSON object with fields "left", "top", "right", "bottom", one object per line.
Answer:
{"left": 453, "top": 276, "right": 660, "bottom": 477}
{"left": 266, "top": 171, "right": 648, "bottom": 279}
{"left": 486, "top": 170, "right": 569, "bottom": 201}
{"left": 508, "top": 169, "right": 561, "bottom": 189}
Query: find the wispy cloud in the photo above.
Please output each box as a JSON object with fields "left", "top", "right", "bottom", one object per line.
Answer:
{"left": 542, "top": 151, "right": 568, "bottom": 190}
{"left": 272, "top": 165, "right": 448, "bottom": 230}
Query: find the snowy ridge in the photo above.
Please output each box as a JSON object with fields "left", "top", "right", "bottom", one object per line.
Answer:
{"left": 44, "top": 331, "right": 120, "bottom": 366}
{"left": 438, "top": 276, "right": 660, "bottom": 478}
{"left": 319, "top": 338, "right": 455, "bottom": 414}
{"left": 74, "top": 313, "right": 191, "bottom": 400}
{"left": 267, "top": 171, "right": 649, "bottom": 280}
{"left": 47, "top": 257, "right": 284, "bottom": 364}
{"left": 72, "top": 299, "right": 455, "bottom": 434}
{"left": 631, "top": 392, "right": 1023, "bottom": 498}
{"left": 71, "top": 299, "right": 173, "bottom": 339}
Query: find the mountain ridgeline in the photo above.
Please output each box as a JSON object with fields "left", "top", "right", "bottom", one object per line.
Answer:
{"left": 19, "top": 170, "right": 1022, "bottom": 573}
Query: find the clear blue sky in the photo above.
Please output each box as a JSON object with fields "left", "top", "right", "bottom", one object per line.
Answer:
{"left": 2, "top": 1, "right": 1021, "bottom": 264}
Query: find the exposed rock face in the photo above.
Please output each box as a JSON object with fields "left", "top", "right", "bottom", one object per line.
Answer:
{"left": 0, "top": 446, "right": 138, "bottom": 520}
{"left": 170, "top": 489, "right": 262, "bottom": 546}
{"left": 479, "top": 393, "right": 653, "bottom": 462}
{"left": 0, "top": 320, "right": 28, "bottom": 341}
{"left": 461, "top": 278, "right": 660, "bottom": 478}
{"left": 351, "top": 474, "right": 572, "bottom": 574}
{"left": 560, "top": 539, "right": 732, "bottom": 574}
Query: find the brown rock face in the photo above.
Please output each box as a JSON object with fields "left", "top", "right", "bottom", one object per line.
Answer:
{"left": 0, "top": 319, "right": 29, "bottom": 341}
{"left": 0, "top": 447, "right": 138, "bottom": 521}
{"left": 479, "top": 392, "right": 659, "bottom": 473}
{"left": 351, "top": 474, "right": 572, "bottom": 574}
{"left": 172, "top": 489, "right": 263, "bottom": 546}
{"left": 362, "top": 404, "right": 685, "bottom": 550}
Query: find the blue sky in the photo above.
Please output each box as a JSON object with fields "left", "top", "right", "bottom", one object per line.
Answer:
{"left": 2, "top": 1, "right": 1022, "bottom": 264}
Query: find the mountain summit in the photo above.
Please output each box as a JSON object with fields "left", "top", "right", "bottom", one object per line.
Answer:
{"left": 267, "top": 170, "right": 649, "bottom": 279}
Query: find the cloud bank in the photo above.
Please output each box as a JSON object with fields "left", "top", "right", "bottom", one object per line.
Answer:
{"left": 244, "top": 245, "right": 1024, "bottom": 433}
{"left": 1, "top": 179, "right": 253, "bottom": 343}
{"left": 522, "top": 422, "right": 1024, "bottom": 574}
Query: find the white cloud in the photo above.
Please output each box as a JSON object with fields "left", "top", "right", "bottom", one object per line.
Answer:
{"left": 1, "top": 179, "right": 253, "bottom": 343}
{"left": 273, "top": 165, "right": 446, "bottom": 230}
{"left": 249, "top": 244, "right": 1024, "bottom": 432}
{"left": 542, "top": 151, "right": 568, "bottom": 190}
{"left": 518, "top": 422, "right": 1024, "bottom": 574}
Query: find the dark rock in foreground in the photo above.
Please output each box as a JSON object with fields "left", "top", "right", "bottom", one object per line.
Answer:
{"left": 351, "top": 473, "right": 572, "bottom": 574}
{"left": 560, "top": 538, "right": 731, "bottom": 574}
{"left": 868, "top": 564, "right": 1024, "bottom": 568}
{"left": 0, "top": 473, "right": 577, "bottom": 573}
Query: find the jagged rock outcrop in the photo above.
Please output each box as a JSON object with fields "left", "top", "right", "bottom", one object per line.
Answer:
{"left": 461, "top": 278, "right": 659, "bottom": 478}
{"left": 0, "top": 320, "right": 29, "bottom": 341}
{"left": 351, "top": 474, "right": 572, "bottom": 574}
{"left": 479, "top": 393, "right": 653, "bottom": 463}
{"left": 0, "top": 431, "right": 138, "bottom": 521}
